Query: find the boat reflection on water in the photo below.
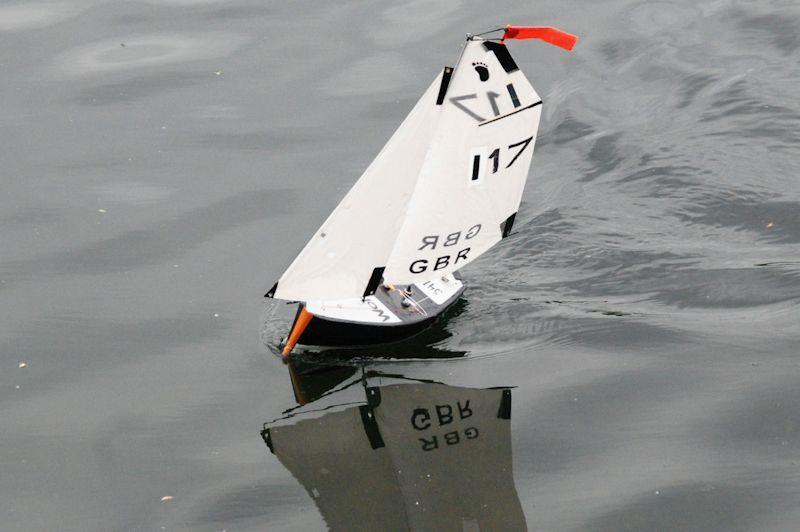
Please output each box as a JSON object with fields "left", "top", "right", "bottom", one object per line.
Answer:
{"left": 262, "top": 363, "right": 526, "bottom": 530}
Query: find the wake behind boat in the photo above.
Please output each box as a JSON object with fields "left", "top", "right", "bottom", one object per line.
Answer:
{"left": 266, "top": 25, "right": 578, "bottom": 355}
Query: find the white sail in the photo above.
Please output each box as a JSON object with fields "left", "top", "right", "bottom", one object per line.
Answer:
{"left": 383, "top": 40, "right": 541, "bottom": 285}
{"left": 271, "top": 72, "right": 445, "bottom": 302}
{"left": 271, "top": 39, "right": 542, "bottom": 301}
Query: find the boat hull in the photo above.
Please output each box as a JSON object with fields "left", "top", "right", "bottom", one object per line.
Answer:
{"left": 290, "top": 274, "right": 465, "bottom": 350}
{"left": 298, "top": 312, "right": 448, "bottom": 348}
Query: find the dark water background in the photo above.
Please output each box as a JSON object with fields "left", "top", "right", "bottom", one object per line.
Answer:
{"left": 2, "top": 0, "right": 799, "bottom": 530}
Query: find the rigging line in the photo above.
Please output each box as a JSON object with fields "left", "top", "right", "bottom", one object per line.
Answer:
{"left": 471, "top": 27, "right": 506, "bottom": 37}
{"left": 405, "top": 295, "right": 429, "bottom": 317}
{"left": 413, "top": 294, "right": 431, "bottom": 305}
{"left": 451, "top": 39, "right": 469, "bottom": 74}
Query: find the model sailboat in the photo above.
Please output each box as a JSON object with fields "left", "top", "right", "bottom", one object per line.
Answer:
{"left": 266, "top": 26, "right": 577, "bottom": 355}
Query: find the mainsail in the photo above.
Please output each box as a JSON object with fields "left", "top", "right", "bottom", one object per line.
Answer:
{"left": 383, "top": 40, "right": 541, "bottom": 284}
{"left": 270, "top": 30, "right": 573, "bottom": 302}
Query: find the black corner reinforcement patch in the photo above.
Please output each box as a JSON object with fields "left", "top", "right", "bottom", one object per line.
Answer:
{"left": 265, "top": 281, "right": 278, "bottom": 298}
{"left": 497, "top": 389, "right": 512, "bottom": 419}
{"left": 482, "top": 41, "right": 519, "bottom": 73}
{"left": 363, "top": 267, "right": 385, "bottom": 298}
{"left": 261, "top": 428, "right": 275, "bottom": 453}
{"left": 501, "top": 212, "right": 517, "bottom": 238}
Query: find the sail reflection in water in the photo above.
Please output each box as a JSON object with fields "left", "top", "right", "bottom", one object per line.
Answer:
{"left": 262, "top": 367, "right": 526, "bottom": 530}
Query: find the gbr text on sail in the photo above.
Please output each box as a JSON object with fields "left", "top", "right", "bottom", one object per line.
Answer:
{"left": 408, "top": 223, "right": 481, "bottom": 274}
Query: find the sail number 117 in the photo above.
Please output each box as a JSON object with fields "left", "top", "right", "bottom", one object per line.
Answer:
{"left": 471, "top": 136, "right": 534, "bottom": 181}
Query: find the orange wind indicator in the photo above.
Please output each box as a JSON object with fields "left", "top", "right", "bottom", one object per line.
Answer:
{"left": 281, "top": 307, "right": 313, "bottom": 356}
{"left": 501, "top": 26, "right": 578, "bottom": 51}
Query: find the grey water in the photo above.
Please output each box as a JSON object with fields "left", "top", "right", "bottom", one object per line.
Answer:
{"left": 1, "top": 0, "right": 799, "bottom": 530}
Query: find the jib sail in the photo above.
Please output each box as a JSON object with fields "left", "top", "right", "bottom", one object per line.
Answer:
{"left": 270, "top": 73, "right": 444, "bottom": 302}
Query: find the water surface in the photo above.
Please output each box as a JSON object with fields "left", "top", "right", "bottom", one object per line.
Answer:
{"left": 2, "top": 1, "right": 799, "bottom": 530}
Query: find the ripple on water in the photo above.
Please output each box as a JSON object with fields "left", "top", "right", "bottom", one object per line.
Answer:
{"left": 142, "top": 0, "right": 232, "bottom": 4}
{"left": 627, "top": 1, "right": 701, "bottom": 36}
{"left": 734, "top": 10, "right": 800, "bottom": 55}
{"left": 56, "top": 33, "right": 249, "bottom": 77}
{"left": 675, "top": 186, "right": 800, "bottom": 245}
{"left": 4, "top": 189, "right": 296, "bottom": 277}
{"left": 584, "top": 483, "right": 768, "bottom": 532}
{"left": 90, "top": 181, "right": 174, "bottom": 205}
{"left": 72, "top": 72, "right": 211, "bottom": 106}
{"left": 0, "top": 3, "right": 77, "bottom": 32}
{"left": 700, "top": 379, "right": 800, "bottom": 451}
{"left": 537, "top": 114, "right": 595, "bottom": 148}
{"left": 368, "top": 0, "right": 462, "bottom": 47}
{"left": 321, "top": 52, "right": 420, "bottom": 97}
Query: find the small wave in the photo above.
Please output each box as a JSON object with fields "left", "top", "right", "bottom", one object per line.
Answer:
{"left": 56, "top": 33, "right": 249, "bottom": 77}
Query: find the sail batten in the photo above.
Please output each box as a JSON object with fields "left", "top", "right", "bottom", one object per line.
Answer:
{"left": 479, "top": 99, "right": 542, "bottom": 126}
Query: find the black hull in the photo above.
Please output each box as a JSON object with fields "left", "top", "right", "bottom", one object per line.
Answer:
{"left": 299, "top": 312, "right": 444, "bottom": 348}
